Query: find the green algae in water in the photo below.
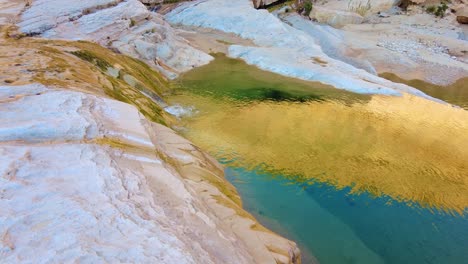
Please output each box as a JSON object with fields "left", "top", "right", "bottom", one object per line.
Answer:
{"left": 173, "top": 53, "right": 370, "bottom": 103}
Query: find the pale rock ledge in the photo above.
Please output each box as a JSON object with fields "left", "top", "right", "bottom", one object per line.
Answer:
{"left": 17, "top": 0, "right": 213, "bottom": 78}
{"left": 0, "top": 84, "right": 300, "bottom": 264}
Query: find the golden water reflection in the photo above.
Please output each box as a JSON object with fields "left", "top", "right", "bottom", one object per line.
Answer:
{"left": 171, "top": 92, "right": 468, "bottom": 215}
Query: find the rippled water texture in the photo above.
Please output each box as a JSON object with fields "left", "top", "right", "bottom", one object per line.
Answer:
{"left": 170, "top": 55, "right": 468, "bottom": 215}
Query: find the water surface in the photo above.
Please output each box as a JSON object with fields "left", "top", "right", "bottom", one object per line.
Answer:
{"left": 169, "top": 55, "right": 468, "bottom": 263}
{"left": 380, "top": 72, "right": 468, "bottom": 110}
{"left": 226, "top": 167, "right": 468, "bottom": 264}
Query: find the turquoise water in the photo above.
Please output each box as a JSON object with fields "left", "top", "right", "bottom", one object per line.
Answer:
{"left": 225, "top": 167, "right": 468, "bottom": 264}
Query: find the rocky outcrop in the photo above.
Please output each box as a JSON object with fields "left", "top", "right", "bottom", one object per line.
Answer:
{"left": 310, "top": 6, "right": 364, "bottom": 28}
{"left": 457, "top": 16, "right": 468, "bottom": 24}
{"left": 456, "top": 7, "right": 468, "bottom": 24}
{"left": 287, "top": 12, "right": 468, "bottom": 85}
{"left": 0, "top": 27, "right": 301, "bottom": 263}
{"left": 252, "top": 0, "right": 282, "bottom": 9}
{"left": 0, "top": 83, "right": 300, "bottom": 263}
{"left": 17, "top": 0, "right": 212, "bottom": 78}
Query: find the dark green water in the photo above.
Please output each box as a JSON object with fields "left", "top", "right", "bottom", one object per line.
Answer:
{"left": 170, "top": 55, "right": 468, "bottom": 264}
{"left": 172, "top": 53, "right": 370, "bottom": 104}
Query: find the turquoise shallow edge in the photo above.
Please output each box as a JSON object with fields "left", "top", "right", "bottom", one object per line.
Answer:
{"left": 224, "top": 166, "right": 468, "bottom": 264}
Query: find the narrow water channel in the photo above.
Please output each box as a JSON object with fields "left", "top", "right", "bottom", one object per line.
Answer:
{"left": 168, "top": 54, "right": 468, "bottom": 264}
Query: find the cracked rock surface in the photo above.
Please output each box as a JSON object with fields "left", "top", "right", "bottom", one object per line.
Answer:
{"left": 0, "top": 84, "right": 300, "bottom": 264}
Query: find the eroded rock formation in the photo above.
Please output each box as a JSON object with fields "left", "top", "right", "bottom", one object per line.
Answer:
{"left": 0, "top": 19, "right": 301, "bottom": 264}
{"left": 18, "top": 0, "right": 212, "bottom": 78}
{"left": 0, "top": 83, "right": 300, "bottom": 264}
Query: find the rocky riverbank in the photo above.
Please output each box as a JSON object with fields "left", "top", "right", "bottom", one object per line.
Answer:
{"left": 0, "top": 2, "right": 301, "bottom": 261}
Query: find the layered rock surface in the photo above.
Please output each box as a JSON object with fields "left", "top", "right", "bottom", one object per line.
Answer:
{"left": 17, "top": 0, "right": 212, "bottom": 78}
{"left": 0, "top": 83, "right": 300, "bottom": 264}
{"left": 0, "top": 24, "right": 300, "bottom": 263}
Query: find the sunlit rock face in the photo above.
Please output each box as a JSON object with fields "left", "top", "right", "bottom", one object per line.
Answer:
{"left": 0, "top": 84, "right": 300, "bottom": 264}
{"left": 18, "top": 0, "right": 212, "bottom": 78}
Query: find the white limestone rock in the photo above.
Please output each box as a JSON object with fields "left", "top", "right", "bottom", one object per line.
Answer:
{"left": 0, "top": 84, "right": 300, "bottom": 264}
{"left": 18, "top": 0, "right": 213, "bottom": 78}
{"left": 283, "top": 14, "right": 378, "bottom": 74}
{"left": 288, "top": 12, "right": 468, "bottom": 85}
{"left": 18, "top": 0, "right": 120, "bottom": 34}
